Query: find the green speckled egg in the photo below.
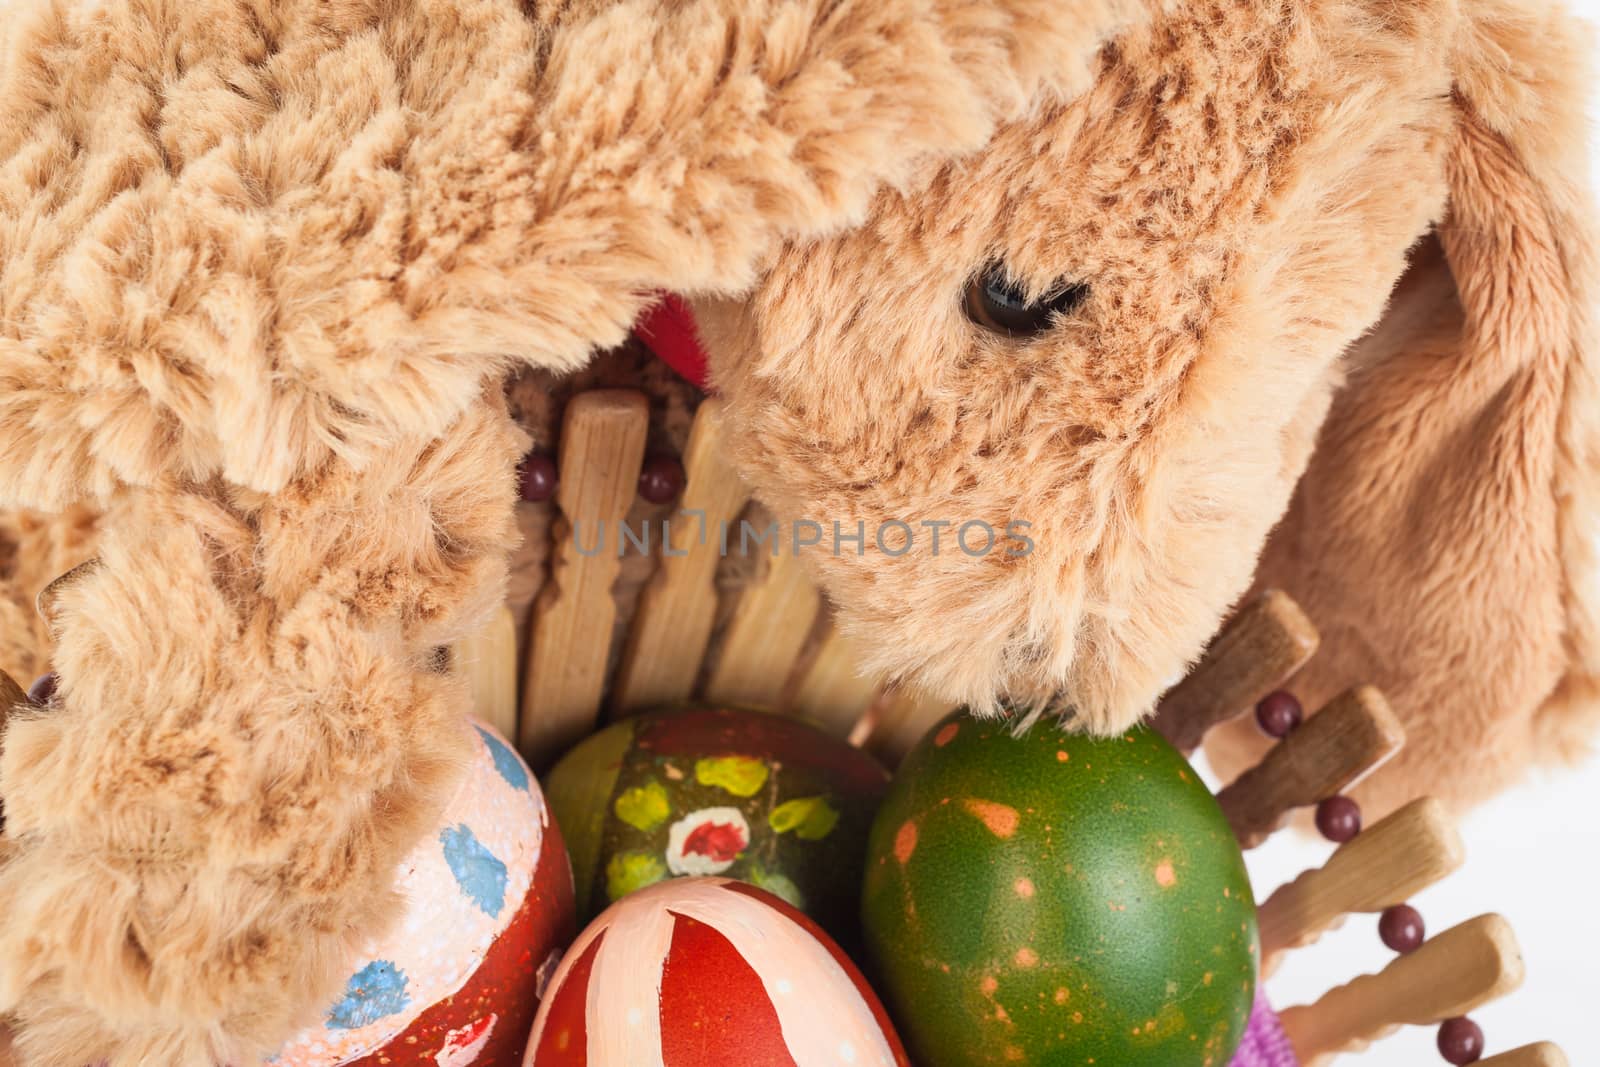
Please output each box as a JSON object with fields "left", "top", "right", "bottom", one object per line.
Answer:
{"left": 861, "top": 710, "right": 1258, "bottom": 1067}
{"left": 544, "top": 704, "right": 890, "bottom": 942}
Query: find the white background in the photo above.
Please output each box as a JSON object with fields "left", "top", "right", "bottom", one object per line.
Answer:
{"left": 0, "top": 1, "right": 1594, "bottom": 1064}
{"left": 1203, "top": 3, "right": 1600, "bottom": 1062}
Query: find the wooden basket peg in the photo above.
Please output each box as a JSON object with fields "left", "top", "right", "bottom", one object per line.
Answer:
{"left": 456, "top": 605, "right": 519, "bottom": 744}
{"left": 1279, "top": 914, "right": 1526, "bottom": 1067}
{"left": 1217, "top": 685, "right": 1405, "bottom": 849}
{"left": 1256, "top": 796, "right": 1464, "bottom": 972}
{"left": 1152, "top": 589, "right": 1321, "bottom": 754}
{"left": 610, "top": 398, "right": 750, "bottom": 714}
{"left": 1477, "top": 1043, "right": 1570, "bottom": 1067}
{"left": 702, "top": 537, "right": 822, "bottom": 710}
{"left": 519, "top": 390, "right": 650, "bottom": 767}
{"left": 786, "top": 623, "right": 883, "bottom": 740}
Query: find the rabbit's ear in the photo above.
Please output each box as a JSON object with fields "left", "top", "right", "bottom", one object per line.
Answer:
{"left": 1206, "top": 2, "right": 1600, "bottom": 817}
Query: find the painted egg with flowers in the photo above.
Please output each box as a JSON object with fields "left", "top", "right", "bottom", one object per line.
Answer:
{"left": 268, "top": 719, "right": 575, "bottom": 1067}
{"left": 524, "top": 877, "right": 910, "bottom": 1066}
{"left": 862, "top": 711, "right": 1258, "bottom": 1067}
{"left": 543, "top": 705, "right": 889, "bottom": 940}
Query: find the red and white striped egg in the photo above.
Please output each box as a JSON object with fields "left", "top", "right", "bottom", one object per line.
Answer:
{"left": 271, "top": 719, "right": 575, "bottom": 1067}
{"left": 524, "top": 877, "right": 910, "bottom": 1067}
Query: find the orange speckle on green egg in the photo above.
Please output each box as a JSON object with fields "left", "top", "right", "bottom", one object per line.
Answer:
{"left": 1155, "top": 860, "right": 1177, "bottom": 887}
{"left": 894, "top": 820, "right": 919, "bottom": 864}
{"left": 982, "top": 976, "right": 1000, "bottom": 995}
{"left": 1015, "top": 877, "right": 1035, "bottom": 898}
{"left": 1015, "top": 947, "right": 1039, "bottom": 968}
{"left": 935, "top": 723, "right": 961, "bottom": 747}
{"left": 963, "top": 798, "right": 1020, "bottom": 838}
{"left": 1057, "top": 750, "right": 1070, "bottom": 762}
{"left": 1054, "top": 988, "right": 1070, "bottom": 1004}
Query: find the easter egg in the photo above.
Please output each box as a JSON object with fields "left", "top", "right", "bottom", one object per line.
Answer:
{"left": 524, "top": 877, "right": 910, "bottom": 1066}
{"left": 271, "top": 720, "right": 575, "bottom": 1067}
{"left": 861, "top": 711, "right": 1258, "bottom": 1067}
{"left": 544, "top": 705, "right": 889, "bottom": 939}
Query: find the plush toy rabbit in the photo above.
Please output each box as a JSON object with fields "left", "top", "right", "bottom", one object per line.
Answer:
{"left": 0, "top": 0, "right": 1593, "bottom": 1064}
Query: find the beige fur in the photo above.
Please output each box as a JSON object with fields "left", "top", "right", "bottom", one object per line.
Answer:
{"left": 705, "top": 0, "right": 1463, "bottom": 731}
{"left": 0, "top": 0, "right": 1593, "bottom": 1063}
{"left": 0, "top": 0, "right": 1155, "bottom": 1063}
{"left": 1204, "top": 1, "right": 1600, "bottom": 815}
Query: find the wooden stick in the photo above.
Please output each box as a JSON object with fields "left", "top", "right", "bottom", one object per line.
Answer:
{"left": 787, "top": 625, "right": 882, "bottom": 738}
{"left": 703, "top": 546, "right": 822, "bottom": 709}
{"left": 1258, "top": 797, "right": 1464, "bottom": 971}
{"left": 1217, "top": 686, "right": 1405, "bottom": 849}
{"left": 1279, "top": 914, "right": 1525, "bottom": 1067}
{"left": 519, "top": 390, "right": 650, "bottom": 766}
{"left": 865, "top": 684, "right": 958, "bottom": 764}
{"left": 611, "top": 399, "right": 750, "bottom": 713}
{"left": 505, "top": 502, "right": 552, "bottom": 663}
{"left": 1151, "top": 589, "right": 1320, "bottom": 753}
{"left": 457, "top": 605, "right": 520, "bottom": 743}
{"left": 1477, "top": 1043, "right": 1569, "bottom": 1067}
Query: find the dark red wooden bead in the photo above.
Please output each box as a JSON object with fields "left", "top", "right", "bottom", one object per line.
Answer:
{"left": 1315, "top": 795, "right": 1362, "bottom": 842}
{"left": 1438, "top": 1017, "right": 1484, "bottom": 1064}
{"left": 519, "top": 453, "right": 559, "bottom": 502}
{"left": 1255, "top": 690, "right": 1304, "bottom": 738}
{"left": 1378, "top": 904, "right": 1425, "bottom": 953}
{"left": 26, "top": 672, "right": 56, "bottom": 706}
{"left": 638, "top": 454, "right": 686, "bottom": 504}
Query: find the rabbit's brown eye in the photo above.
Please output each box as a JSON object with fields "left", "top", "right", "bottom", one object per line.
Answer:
{"left": 964, "top": 266, "right": 1089, "bottom": 336}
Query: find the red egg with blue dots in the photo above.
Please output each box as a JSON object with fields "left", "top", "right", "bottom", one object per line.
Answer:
{"left": 270, "top": 720, "right": 575, "bottom": 1067}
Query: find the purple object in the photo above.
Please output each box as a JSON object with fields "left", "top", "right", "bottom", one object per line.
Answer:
{"left": 1230, "top": 992, "right": 1300, "bottom": 1067}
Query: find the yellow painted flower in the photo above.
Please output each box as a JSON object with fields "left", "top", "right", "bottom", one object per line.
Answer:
{"left": 605, "top": 851, "right": 667, "bottom": 901}
{"left": 694, "top": 755, "right": 770, "bottom": 797}
{"left": 767, "top": 795, "right": 840, "bottom": 840}
{"left": 613, "top": 778, "right": 672, "bottom": 831}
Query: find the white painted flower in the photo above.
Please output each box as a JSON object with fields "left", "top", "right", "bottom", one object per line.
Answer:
{"left": 665, "top": 807, "right": 750, "bottom": 876}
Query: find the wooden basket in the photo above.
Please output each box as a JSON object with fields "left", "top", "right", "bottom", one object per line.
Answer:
{"left": 470, "top": 389, "right": 1567, "bottom": 1067}
{"left": 0, "top": 388, "right": 1567, "bottom": 1067}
